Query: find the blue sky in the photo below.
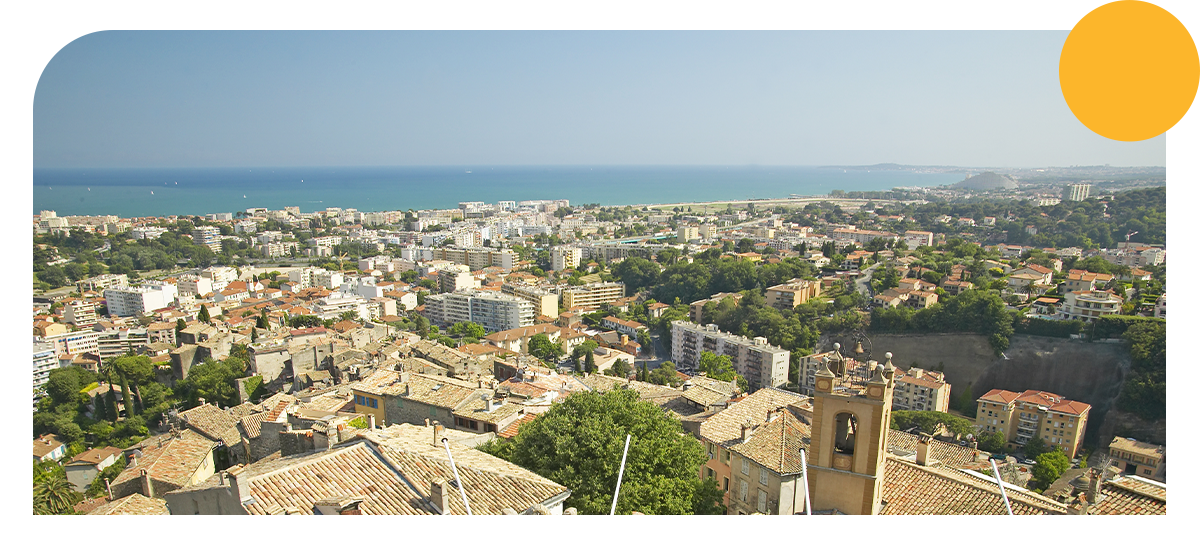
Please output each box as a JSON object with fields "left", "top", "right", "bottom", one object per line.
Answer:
{"left": 34, "top": 30, "right": 1166, "bottom": 168}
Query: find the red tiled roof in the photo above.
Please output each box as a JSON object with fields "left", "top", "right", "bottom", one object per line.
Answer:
{"left": 498, "top": 413, "right": 538, "bottom": 439}
{"left": 977, "top": 389, "right": 1020, "bottom": 404}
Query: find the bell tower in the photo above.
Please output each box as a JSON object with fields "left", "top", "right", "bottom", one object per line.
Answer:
{"left": 806, "top": 345, "right": 896, "bottom": 515}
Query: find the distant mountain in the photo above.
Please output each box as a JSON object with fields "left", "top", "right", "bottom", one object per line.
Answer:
{"left": 950, "top": 171, "right": 1017, "bottom": 190}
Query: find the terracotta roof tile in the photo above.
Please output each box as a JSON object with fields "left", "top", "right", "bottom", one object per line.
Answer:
{"left": 87, "top": 493, "right": 169, "bottom": 515}
{"left": 881, "top": 458, "right": 1066, "bottom": 515}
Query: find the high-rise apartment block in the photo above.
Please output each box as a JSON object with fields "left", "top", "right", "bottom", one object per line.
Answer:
{"left": 63, "top": 300, "right": 97, "bottom": 327}
{"left": 192, "top": 226, "right": 223, "bottom": 253}
{"left": 550, "top": 246, "right": 582, "bottom": 272}
{"left": 560, "top": 282, "right": 625, "bottom": 312}
{"left": 423, "top": 290, "right": 535, "bottom": 334}
{"left": 1066, "top": 183, "right": 1091, "bottom": 202}
{"left": 670, "top": 321, "right": 789, "bottom": 390}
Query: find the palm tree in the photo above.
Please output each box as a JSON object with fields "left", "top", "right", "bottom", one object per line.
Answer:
{"left": 34, "top": 475, "right": 80, "bottom": 515}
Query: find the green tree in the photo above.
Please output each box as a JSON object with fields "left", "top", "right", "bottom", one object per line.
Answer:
{"left": 585, "top": 349, "right": 598, "bottom": 373}
{"left": 479, "top": 389, "right": 725, "bottom": 514}
{"left": 1030, "top": 448, "right": 1071, "bottom": 490}
{"left": 34, "top": 473, "right": 82, "bottom": 515}
{"left": 889, "top": 410, "right": 975, "bottom": 436}
{"left": 698, "top": 351, "right": 748, "bottom": 393}
{"left": 175, "top": 359, "right": 241, "bottom": 408}
{"left": 256, "top": 314, "right": 270, "bottom": 329}
{"left": 197, "top": 304, "right": 211, "bottom": 323}
{"left": 175, "top": 318, "right": 186, "bottom": 342}
{"left": 647, "top": 362, "right": 682, "bottom": 388}
{"left": 527, "top": 333, "right": 564, "bottom": 363}
{"left": 606, "top": 359, "right": 632, "bottom": 378}
{"left": 976, "top": 430, "right": 1007, "bottom": 453}
{"left": 1022, "top": 436, "right": 1050, "bottom": 459}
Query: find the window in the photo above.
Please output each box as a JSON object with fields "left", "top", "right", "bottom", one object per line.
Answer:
{"left": 724, "top": 477, "right": 729, "bottom": 491}
{"left": 739, "top": 479, "right": 748, "bottom": 502}
{"left": 757, "top": 489, "right": 768, "bottom": 513}
{"left": 706, "top": 468, "right": 715, "bottom": 480}
{"left": 741, "top": 458, "right": 749, "bottom": 475}
{"left": 759, "top": 468, "right": 768, "bottom": 486}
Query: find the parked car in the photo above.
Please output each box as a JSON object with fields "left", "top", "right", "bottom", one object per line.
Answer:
{"left": 1020, "top": 458, "right": 1037, "bottom": 465}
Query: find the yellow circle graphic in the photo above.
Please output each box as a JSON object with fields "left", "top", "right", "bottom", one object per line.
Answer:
{"left": 1060, "top": 1, "right": 1200, "bottom": 141}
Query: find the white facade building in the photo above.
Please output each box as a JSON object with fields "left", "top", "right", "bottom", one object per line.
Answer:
{"left": 670, "top": 320, "right": 790, "bottom": 390}
{"left": 422, "top": 290, "right": 535, "bottom": 334}
{"left": 103, "top": 282, "right": 178, "bottom": 318}
{"left": 550, "top": 246, "right": 582, "bottom": 272}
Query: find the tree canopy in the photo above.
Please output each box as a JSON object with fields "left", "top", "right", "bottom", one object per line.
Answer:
{"left": 477, "top": 389, "right": 724, "bottom": 514}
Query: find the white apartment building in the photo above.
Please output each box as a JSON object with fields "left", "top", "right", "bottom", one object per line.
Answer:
{"left": 500, "top": 283, "right": 559, "bottom": 318}
{"left": 550, "top": 246, "right": 582, "bottom": 272}
{"left": 561, "top": 282, "right": 626, "bottom": 312}
{"left": 308, "top": 235, "right": 343, "bottom": 248}
{"left": 131, "top": 227, "right": 168, "bottom": 240}
{"left": 103, "top": 282, "right": 178, "bottom": 318}
{"left": 438, "top": 267, "right": 477, "bottom": 293}
{"left": 423, "top": 290, "right": 535, "bottom": 334}
{"left": 177, "top": 274, "right": 214, "bottom": 298}
{"left": 314, "top": 270, "right": 345, "bottom": 290}
{"left": 76, "top": 273, "right": 129, "bottom": 293}
{"left": 63, "top": 301, "right": 97, "bottom": 327}
{"left": 42, "top": 330, "right": 100, "bottom": 356}
{"left": 313, "top": 292, "right": 374, "bottom": 320}
{"left": 670, "top": 321, "right": 790, "bottom": 390}
{"left": 340, "top": 276, "right": 394, "bottom": 299}
{"left": 192, "top": 226, "right": 223, "bottom": 253}
{"left": 1154, "top": 293, "right": 1166, "bottom": 319}
{"left": 904, "top": 230, "right": 934, "bottom": 249}
{"left": 33, "top": 342, "right": 57, "bottom": 404}
{"left": 1059, "top": 290, "right": 1123, "bottom": 323}
{"left": 201, "top": 266, "right": 238, "bottom": 290}
{"left": 1066, "top": 183, "right": 1091, "bottom": 202}
{"left": 96, "top": 328, "right": 150, "bottom": 360}
{"left": 234, "top": 220, "right": 257, "bottom": 234}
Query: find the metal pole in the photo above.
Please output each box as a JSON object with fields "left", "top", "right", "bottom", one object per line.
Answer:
{"left": 989, "top": 458, "right": 1014, "bottom": 516}
{"left": 799, "top": 449, "right": 811, "bottom": 515}
{"left": 441, "top": 438, "right": 472, "bottom": 515}
{"left": 610, "top": 434, "right": 632, "bottom": 515}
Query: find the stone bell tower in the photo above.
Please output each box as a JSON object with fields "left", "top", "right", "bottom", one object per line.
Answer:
{"left": 805, "top": 345, "right": 896, "bottom": 515}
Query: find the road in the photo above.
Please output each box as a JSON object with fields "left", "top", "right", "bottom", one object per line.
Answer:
{"left": 854, "top": 263, "right": 878, "bottom": 297}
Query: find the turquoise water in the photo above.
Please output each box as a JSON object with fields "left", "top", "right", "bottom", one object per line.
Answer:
{"left": 33, "top": 166, "right": 964, "bottom": 217}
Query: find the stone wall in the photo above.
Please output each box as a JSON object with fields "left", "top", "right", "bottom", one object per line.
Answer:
{"left": 820, "top": 333, "right": 1134, "bottom": 446}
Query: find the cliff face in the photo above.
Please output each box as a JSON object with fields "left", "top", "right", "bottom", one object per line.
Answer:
{"left": 819, "top": 333, "right": 1139, "bottom": 446}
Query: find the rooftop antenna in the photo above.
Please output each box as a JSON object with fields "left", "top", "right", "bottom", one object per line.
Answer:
{"left": 799, "top": 448, "right": 811, "bottom": 515}
{"left": 989, "top": 458, "right": 1014, "bottom": 516}
{"left": 441, "top": 437, "right": 473, "bottom": 515}
{"left": 610, "top": 434, "right": 632, "bottom": 515}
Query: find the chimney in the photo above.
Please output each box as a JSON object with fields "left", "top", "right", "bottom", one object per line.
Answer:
{"left": 433, "top": 423, "right": 444, "bottom": 445}
{"left": 226, "top": 465, "right": 250, "bottom": 505}
{"left": 766, "top": 408, "right": 780, "bottom": 424}
{"left": 104, "top": 477, "right": 113, "bottom": 501}
{"left": 430, "top": 479, "right": 451, "bottom": 514}
{"left": 1086, "top": 468, "right": 1102, "bottom": 505}
{"left": 916, "top": 434, "right": 932, "bottom": 466}
{"left": 741, "top": 420, "right": 754, "bottom": 441}
{"left": 139, "top": 468, "right": 154, "bottom": 498}
{"left": 367, "top": 414, "right": 376, "bottom": 431}
{"left": 198, "top": 397, "right": 206, "bottom": 406}
{"left": 621, "top": 334, "right": 629, "bottom": 346}
{"left": 424, "top": 418, "right": 431, "bottom": 427}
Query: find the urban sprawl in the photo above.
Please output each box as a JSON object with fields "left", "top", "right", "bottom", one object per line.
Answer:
{"left": 32, "top": 171, "right": 1167, "bottom": 515}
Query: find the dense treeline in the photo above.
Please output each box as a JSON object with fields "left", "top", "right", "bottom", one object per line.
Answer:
{"left": 869, "top": 289, "right": 1015, "bottom": 355}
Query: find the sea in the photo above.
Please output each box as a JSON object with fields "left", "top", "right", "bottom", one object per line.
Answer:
{"left": 32, "top": 166, "right": 965, "bottom": 218}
